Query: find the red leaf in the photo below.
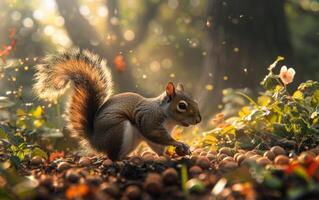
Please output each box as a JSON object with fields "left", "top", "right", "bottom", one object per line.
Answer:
{"left": 114, "top": 54, "right": 125, "bottom": 72}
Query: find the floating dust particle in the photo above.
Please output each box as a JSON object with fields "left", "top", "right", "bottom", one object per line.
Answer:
{"left": 243, "top": 68, "right": 248, "bottom": 73}
{"left": 142, "top": 74, "right": 147, "bottom": 79}
{"left": 233, "top": 47, "right": 239, "bottom": 52}
{"left": 206, "top": 19, "right": 212, "bottom": 27}
{"left": 223, "top": 76, "right": 228, "bottom": 80}
{"left": 209, "top": 73, "right": 212, "bottom": 77}
{"left": 24, "top": 66, "right": 29, "bottom": 71}
{"left": 205, "top": 84, "right": 214, "bottom": 91}
{"left": 11, "top": 76, "right": 16, "bottom": 81}
{"left": 202, "top": 51, "right": 207, "bottom": 56}
{"left": 170, "top": 73, "right": 175, "bottom": 78}
{"left": 15, "top": 68, "right": 19, "bottom": 72}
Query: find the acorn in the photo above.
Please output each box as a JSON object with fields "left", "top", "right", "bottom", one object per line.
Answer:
{"left": 195, "top": 156, "right": 210, "bottom": 169}
{"left": 274, "top": 155, "right": 290, "bottom": 166}
{"left": 234, "top": 153, "right": 243, "bottom": 162}
{"left": 207, "top": 149, "right": 217, "bottom": 155}
{"left": 270, "top": 146, "right": 286, "bottom": 156}
{"left": 78, "top": 157, "right": 91, "bottom": 166}
{"left": 65, "top": 169, "right": 80, "bottom": 183}
{"left": 207, "top": 154, "right": 216, "bottom": 161}
{"left": 219, "top": 147, "right": 233, "bottom": 156}
{"left": 245, "top": 151, "right": 256, "bottom": 158}
{"left": 100, "top": 182, "right": 120, "bottom": 197}
{"left": 236, "top": 155, "right": 247, "bottom": 165}
{"left": 30, "top": 156, "right": 44, "bottom": 166}
{"left": 162, "top": 168, "right": 178, "bottom": 184}
{"left": 219, "top": 161, "right": 238, "bottom": 172}
{"left": 257, "top": 157, "right": 271, "bottom": 167}
{"left": 57, "top": 162, "right": 71, "bottom": 172}
{"left": 102, "top": 159, "right": 113, "bottom": 168}
{"left": 189, "top": 165, "right": 203, "bottom": 177}
{"left": 125, "top": 185, "right": 142, "bottom": 200}
{"left": 185, "top": 178, "right": 205, "bottom": 194}
{"left": 240, "top": 157, "right": 257, "bottom": 166}
{"left": 87, "top": 175, "right": 102, "bottom": 186}
{"left": 217, "top": 153, "right": 228, "bottom": 161}
{"left": 144, "top": 173, "right": 163, "bottom": 195}
{"left": 39, "top": 175, "right": 53, "bottom": 189}
{"left": 263, "top": 150, "right": 275, "bottom": 161}
{"left": 222, "top": 156, "right": 235, "bottom": 162}
{"left": 142, "top": 153, "right": 155, "bottom": 163}
{"left": 199, "top": 152, "right": 207, "bottom": 157}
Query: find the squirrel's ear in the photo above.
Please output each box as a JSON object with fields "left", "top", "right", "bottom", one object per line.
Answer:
{"left": 166, "top": 82, "right": 175, "bottom": 97}
{"left": 176, "top": 83, "right": 184, "bottom": 92}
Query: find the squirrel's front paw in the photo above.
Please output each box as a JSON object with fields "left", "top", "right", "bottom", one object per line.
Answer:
{"left": 175, "top": 143, "right": 191, "bottom": 156}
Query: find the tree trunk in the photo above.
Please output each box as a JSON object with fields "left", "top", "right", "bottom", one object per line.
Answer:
{"left": 197, "top": 0, "right": 294, "bottom": 117}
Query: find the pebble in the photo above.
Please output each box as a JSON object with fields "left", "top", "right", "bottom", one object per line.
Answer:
{"left": 144, "top": 173, "right": 163, "bottom": 195}
{"left": 270, "top": 146, "right": 286, "bottom": 156}
{"left": 196, "top": 156, "right": 210, "bottom": 169}
{"left": 264, "top": 150, "right": 276, "bottom": 160}
{"left": 30, "top": 156, "right": 44, "bottom": 166}
{"left": 125, "top": 185, "right": 142, "bottom": 200}
{"left": 57, "top": 162, "right": 71, "bottom": 172}
{"left": 162, "top": 168, "right": 178, "bottom": 184}
{"left": 274, "top": 155, "right": 290, "bottom": 165}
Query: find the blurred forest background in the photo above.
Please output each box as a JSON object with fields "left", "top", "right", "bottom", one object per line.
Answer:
{"left": 0, "top": 0, "right": 319, "bottom": 123}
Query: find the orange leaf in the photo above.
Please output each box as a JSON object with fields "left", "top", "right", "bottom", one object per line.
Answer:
{"left": 66, "top": 183, "right": 89, "bottom": 199}
{"left": 49, "top": 151, "right": 64, "bottom": 162}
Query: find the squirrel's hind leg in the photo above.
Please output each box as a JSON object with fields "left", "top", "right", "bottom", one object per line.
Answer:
{"left": 93, "top": 119, "right": 142, "bottom": 160}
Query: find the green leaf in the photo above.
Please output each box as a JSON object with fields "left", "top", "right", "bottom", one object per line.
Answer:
{"left": 31, "top": 147, "right": 48, "bottom": 159}
{"left": 181, "top": 164, "right": 188, "bottom": 194}
{"left": 260, "top": 73, "right": 280, "bottom": 91}
{"left": 10, "top": 155, "right": 21, "bottom": 169}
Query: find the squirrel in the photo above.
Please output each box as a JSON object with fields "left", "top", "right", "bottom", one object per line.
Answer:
{"left": 33, "top": 48, "right": 201, "bottom": 160}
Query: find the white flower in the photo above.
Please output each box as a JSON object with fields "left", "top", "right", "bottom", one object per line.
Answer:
{"left": 279, "top": 66, "right": 295, "bottom": 85}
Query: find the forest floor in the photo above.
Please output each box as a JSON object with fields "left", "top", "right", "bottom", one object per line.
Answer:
{"left": 2, "top": 145, "right": 319, "bottom": 200}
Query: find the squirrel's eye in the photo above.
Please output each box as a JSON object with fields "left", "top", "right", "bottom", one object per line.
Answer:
{"left": 177, "top": 100, "right": 188, "bottom": 112}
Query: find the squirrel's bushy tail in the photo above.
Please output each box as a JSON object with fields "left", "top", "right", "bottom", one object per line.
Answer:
{"left": 33, "top": 48, "right": 113, "bottom": 140}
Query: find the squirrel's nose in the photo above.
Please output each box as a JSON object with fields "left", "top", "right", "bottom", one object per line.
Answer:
{"left": 195, "top": 114, "right": 201, "bottom": 124}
